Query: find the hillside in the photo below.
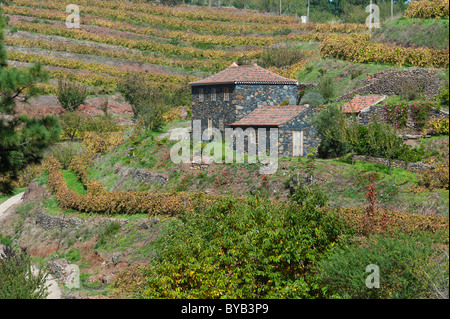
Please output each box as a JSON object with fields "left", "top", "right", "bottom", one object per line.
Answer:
{"left": 0, "top": 0, "right": 449, "bottom": 302}
{"left": 372, "top": 18, "right": 449, "bottom": 50}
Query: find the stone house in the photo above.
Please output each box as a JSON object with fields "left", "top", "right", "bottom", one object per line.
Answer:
{"left": 189, "top": 63, "right": 319, "bottom": 157}
{"left": 189, "top": 62, "right": 298, "bottom": 135}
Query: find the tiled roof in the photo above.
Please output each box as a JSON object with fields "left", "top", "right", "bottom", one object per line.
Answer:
{"left": 342, "top": 95, "right": 387, "bottom": 113}
{"left": 189, "top": 63, "right": 298, "bottom": 86}
{"left": 230, "top": 105, "right": 306, "bottom": 127}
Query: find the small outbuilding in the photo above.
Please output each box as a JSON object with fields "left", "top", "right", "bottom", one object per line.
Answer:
{"left": 230, "top": 105, "right": 320, "bottom": 157}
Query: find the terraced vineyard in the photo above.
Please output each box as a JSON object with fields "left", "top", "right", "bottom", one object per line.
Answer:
{"left": 2, "top": 0, "right": 448, "bottom": 99}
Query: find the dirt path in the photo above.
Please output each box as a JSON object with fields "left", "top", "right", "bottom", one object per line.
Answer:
{"left": 0, "top": 192, "right": 63, "bottom": 299}
{"left": 0, "top": 192, "right": 24, "bottom": 223}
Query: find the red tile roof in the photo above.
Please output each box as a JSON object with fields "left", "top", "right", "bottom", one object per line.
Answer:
{"left": 342, "top": 95, "right": 387, "bottom": 113}
{"left": 189, "top": 63, "right": 298, "bottom": 86}
{"left": 230, "top": 105, "right": 307, "bottom": 127}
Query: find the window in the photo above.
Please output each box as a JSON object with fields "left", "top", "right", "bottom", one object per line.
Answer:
{"left": 211, "top": 87, "right": 217, "bottom": 101}
{"left": 224, "top": 87, "right": 230, "bottom": 102}
{"left": 199, "top": 88, "right": 204, "bottom": 102}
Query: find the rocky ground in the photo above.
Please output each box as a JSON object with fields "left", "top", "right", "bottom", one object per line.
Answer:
{"left": 0, "top": 182, "right": 162, "bottom": 299}
{"left": 14, "top": 92, "right": 134, "bottom": 125}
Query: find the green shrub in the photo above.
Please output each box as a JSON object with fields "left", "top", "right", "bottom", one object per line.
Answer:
{"left": 290, "top": 182, "right": 329, "bottom": 208}
{"left": 0, "top": 234, "right": 12, "bottom": 247}
{"left": 397, "top": 80, "right": 425, "bottom": 101}
{"left": 140, "top": 197, "right": 349, "bottom": 299}
{"left": 260, "top": 47, "right": 305, "bottom": 68}
{"left": 300, "top": 90, "right": 325, "bottom": 107}
{"left": 439, "top": 87, "right": 449, "bottom": 107}
{"left": 57, "top": 80, "right": 88, "bottom": 111}
{"left": 318, "top": 75, "right": 336, "bottom": 102}
{"left": 312, "top": 103, "right": 351, "bottom": 158}
{"left": 316, "top": 230, "right": 449, "bottom": 299}
{"left": 0, "top": 247, "right": 49, "bottom": 299}
{"left": 47, "top": 142, "right": 82, "bottom": 170}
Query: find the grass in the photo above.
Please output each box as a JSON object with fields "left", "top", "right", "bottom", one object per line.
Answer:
{"left": 62, "top": 170, "right": 86, "bottom": 195}
{"left": 297, "top": 58, "right": 404, "bottom": 100}
{"left": 321, "top": 158, "right": 418, "bottom": 184}
{"left": 373, "top": 18, "right": 449, "bottom": 50}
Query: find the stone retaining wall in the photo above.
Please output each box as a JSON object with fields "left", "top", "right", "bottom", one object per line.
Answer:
{"left": 35, "top": 211, "right": 129, "bottom": 231}
{"left": 336, "top": 67, "right": 444, "bottom": 102}
{"left": 353, "top": 155, "right": 434, "bottom": 172}
{"left": 35, "top": 211, "right": 84, "bottom": 231}
{"left": 358, "top": 104, "right": 449, "bottom": 127}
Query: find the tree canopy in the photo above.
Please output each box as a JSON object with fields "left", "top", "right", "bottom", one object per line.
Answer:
{"left": 0, "top": 9, "right": 60, "bottom": 194}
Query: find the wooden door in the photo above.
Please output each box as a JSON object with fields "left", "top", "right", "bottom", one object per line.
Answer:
{"left": 292, "top": 131, "right": 304, "bottom": 157}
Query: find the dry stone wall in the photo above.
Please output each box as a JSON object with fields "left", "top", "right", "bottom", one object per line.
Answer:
{"left": 336, "top": 67, "right": 445, "bottom": 102}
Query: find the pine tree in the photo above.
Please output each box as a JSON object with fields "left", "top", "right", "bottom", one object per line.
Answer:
{"left": 0, "top": 9, "right": 60, "bottom": 194}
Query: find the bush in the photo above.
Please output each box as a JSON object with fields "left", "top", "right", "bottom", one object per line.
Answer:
{"left": 290, "top": 182, "right": 329, "bottom": 208}
{"left": 60, "top": 111, "right": 85, "bottom": 141}
{"left": 260, "top": 47, "right": 305, "bottom": 69}
{"left": 0, "top": 246, "right": 49, "bottom": 299}
{"left": 46, "top": 156, "right": 201, "bottom": 215}
{"left": 404, "top": 0, "right": 449, "bottom": 19}
{"left": 118, "top": 72, "right": 170, "bottom": 130}
{"left": 47, "top": 142, "right": 82, "bottom": 170}
{"left": 318, "top": 75, "right": 336, "bottom": 102}
{"left": 384, "top": 102, "right": 409, "bottom": 128}
{"left": 135, "top": 99, "right": 168, "bottom": 132}
{"left": 427, "top": 118, "right": 449, "bottom": 135}
{"left": 439, "top": 87, "right": 449, "bottom": 107}
{"left": 316, "top": 230, "right": 449, "bottom": 298}
{"left": 140, "top": 197, "right": 349, "bottom": 298}
{"left": 300, "top": 90, "right": 325, "bottom": 107}
{"left": 57, "top": 80, "right": 88, "bottom": 111}
{"left": 312, "top": 103, "right": 351, "bottom": 158}
{"left": 83, "top": 115, "right": 121, "bottom": 134}
{"left": 397, "top": 80, "right": 426, "bottom": 101}
{"left": 417, "top": 161, "right": 449, "bottom": 190}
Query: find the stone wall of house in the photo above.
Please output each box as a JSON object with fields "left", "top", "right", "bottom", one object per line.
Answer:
{"left": 234, "top": 84, "right": 298, "bottom": 121}
{"left": 191, "top": 83, "right": 298, "bottom": 140}
{"left": 191, "top": 84, "right": 236, "bottom": 137}
{"left": 278, "top": 108, "right": 321, "bottom": 157}
{"left": 229, "top": 109, "right": 320, "bottom": 158}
